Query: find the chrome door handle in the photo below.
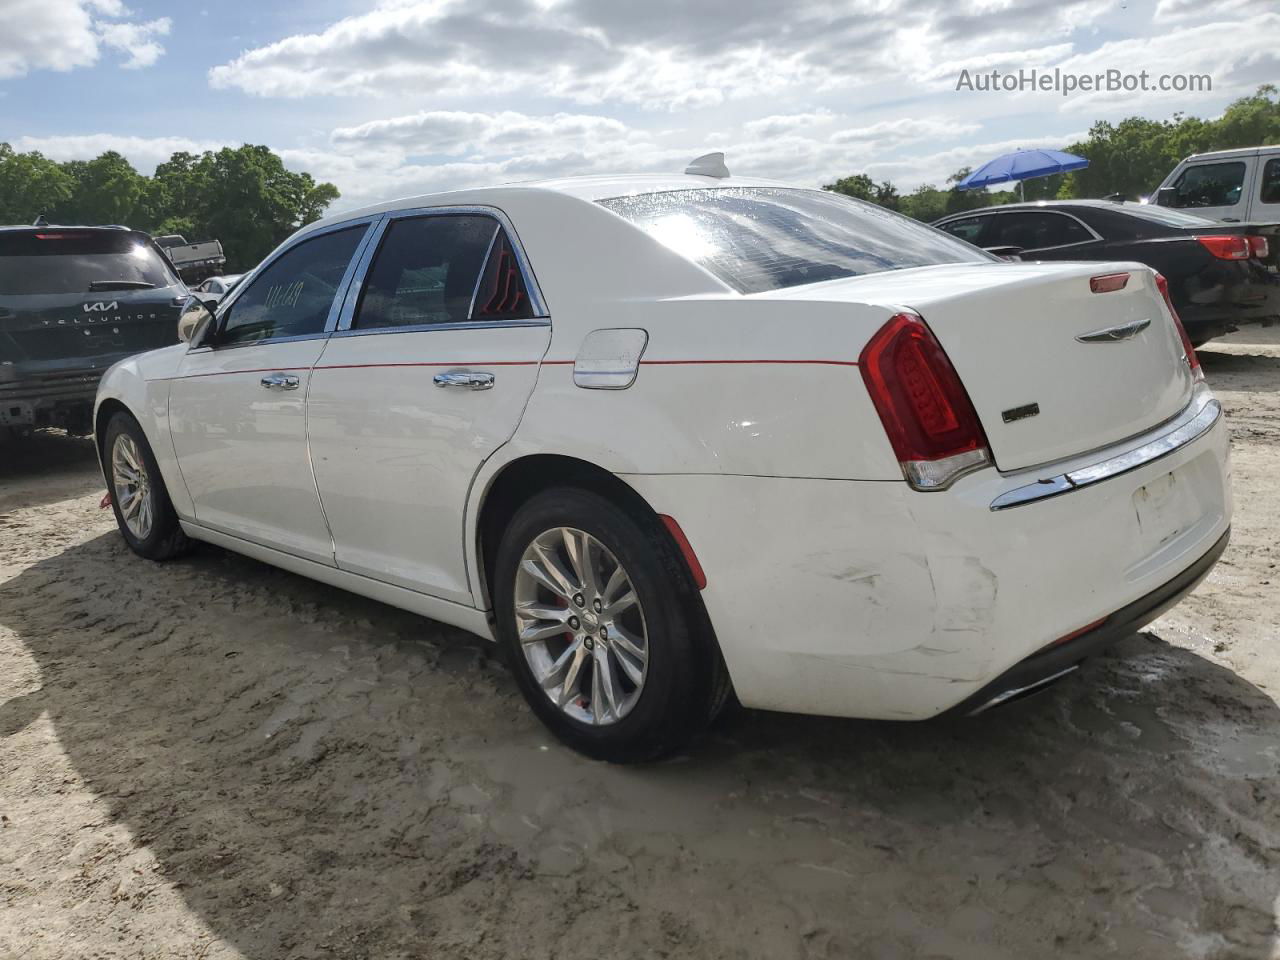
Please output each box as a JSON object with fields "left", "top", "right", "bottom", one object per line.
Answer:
{"left": 260, "top": 373, "right": 300, "bottom": 390}
{"left": 433, "top": 371, "right": 495, "bottom": 391}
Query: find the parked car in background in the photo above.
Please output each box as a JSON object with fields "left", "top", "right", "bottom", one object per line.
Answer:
{"left": 1, "top": 225, "right": 185, "bottom": 436}
{"left": 96, "top": 166, "right": 1230, "bottom": 761}
{"left": 1152, "top": 144, "right": 1280, "bottom": 224}
{"left": 154, "top": 234, "right": 227, "bottom": 285}
{"left": 934, "top": 200, "right": 1278, "bottom": 345}
{"left": 191, "top": 273, "right": 243, "bottom": 304}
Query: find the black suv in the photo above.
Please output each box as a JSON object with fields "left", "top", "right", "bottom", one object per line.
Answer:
{"left": 0, "top": 225, "right": 186, "bottom": 435}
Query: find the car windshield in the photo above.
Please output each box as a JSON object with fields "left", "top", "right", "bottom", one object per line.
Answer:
{"left": 1122, "top": 204, "right": 1217, "bottom": 226}
{"left": 0, "top": 230, "right": 178, "bottom": 297}
{"left": 598, "top": 187, "right": 992, "bottom": 294}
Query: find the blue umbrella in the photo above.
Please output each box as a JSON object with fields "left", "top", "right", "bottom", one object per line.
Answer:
{"left": 955, "top": 148, "right": 1089, "bottom": 200}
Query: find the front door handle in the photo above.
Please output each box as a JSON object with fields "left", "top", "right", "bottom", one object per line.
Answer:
{"left": 433, "top": 371, "right": 495, "bottom": 391}
{"left": 260, "top": 373, "right": 300, "bottom": 390}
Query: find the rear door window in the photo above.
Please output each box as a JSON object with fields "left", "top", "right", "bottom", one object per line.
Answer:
{"left": 599, "top": 188, "right": 990, "bottom": 295}
{"left": 218, "top": 226, "right": 366, "bottom": 346}
{"left": 354, "top": 214, "right": 534, "bottom": 330}
{"left": 0, "top": 230, "right": 178, "bottom": 296}
{"left": 1170, "top": 162, "right": 1246, "bottom": 209}
{"left": 982, "top": 212, "right": 1092, "bottom": 251}
{"left": 1259, "top": 158, "right": 1280, "bottom": 206}
{"left": 938, "top": 216, "right": 989, "bottom": 244}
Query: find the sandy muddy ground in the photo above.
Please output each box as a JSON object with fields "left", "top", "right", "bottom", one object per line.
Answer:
{"left": 1, "top": 329, "right": 1277, "bottom": 960}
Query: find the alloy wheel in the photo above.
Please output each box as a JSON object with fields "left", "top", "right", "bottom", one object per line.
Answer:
{"left": 513, "top": 526, "right": 649, "bottom": 726}
{"left": 111, "top": 433, "right": 154, "bottom": 541}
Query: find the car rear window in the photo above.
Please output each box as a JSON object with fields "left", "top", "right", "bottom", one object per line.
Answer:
{"left": 0, "top": 230, "right": 178, "bottom": 297}
{"left": 598, "top": 188, "right": 991, "bottom": 294}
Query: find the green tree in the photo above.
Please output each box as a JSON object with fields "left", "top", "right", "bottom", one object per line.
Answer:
{"left": 59, "top": 151, "right": 146, "bottom": 226}
{"left": 0, "top": 143, "right": 74, "bottom": 224}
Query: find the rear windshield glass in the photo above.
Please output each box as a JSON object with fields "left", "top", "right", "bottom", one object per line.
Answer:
{"left": 0, "top": 230, "right": 178, "bottom": 296}
{"left": 598, "top": 188, "right": 991, "bottom": 294}
{"left": 1121, "top": 204, "right": 1217, "bottom": 226}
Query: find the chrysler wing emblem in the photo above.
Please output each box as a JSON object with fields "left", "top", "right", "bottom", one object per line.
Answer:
{"left": 1076, "top": 318, "right": 1151, "bottom": 343}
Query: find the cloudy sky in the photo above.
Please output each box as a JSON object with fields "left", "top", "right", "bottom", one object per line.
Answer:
{"left": 3, "top": 0, "right": 1277, "bottom": 211}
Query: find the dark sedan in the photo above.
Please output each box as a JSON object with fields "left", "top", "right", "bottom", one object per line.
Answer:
{"left": 933, "top": 200, "right": 1278, "bottom": 345}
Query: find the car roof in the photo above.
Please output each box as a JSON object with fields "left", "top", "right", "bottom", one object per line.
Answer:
{"left": 1183, "top": 144, "right": 1278, "bottom": 161}
{"left": 306, "top": 172, "right": 797, "bottom": 232}
{"left": 0, "top": 223, "right": 136, "bottom": 233}
{"left": 934, "top": 199, "right": 1144, "bottom": 222}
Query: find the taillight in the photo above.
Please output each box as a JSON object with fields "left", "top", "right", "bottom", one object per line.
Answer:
{"left": 1195, "top": 235, "right": 1249, "bottom": 260}
{"left": 1248, "top": 236, "right": 1269, "bottom": 259}
{"left": 860, "top": 311, "right": 991, "bottom": 491}
{"left": 1089, "top": 272, "right": 1129, "bottom": 293}
{"left": 1154, "top": 272, "right": 1202, "bottom": 382}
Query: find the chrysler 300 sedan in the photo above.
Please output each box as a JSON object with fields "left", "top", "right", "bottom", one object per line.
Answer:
{"left": 95, "top": 159, "right": 1232, "bottom": 761}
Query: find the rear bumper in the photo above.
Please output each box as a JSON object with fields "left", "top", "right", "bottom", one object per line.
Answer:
{"left": 939, "top": 525, "right": 1229, "bottom": 717}
{"left": 0, "top": 370, "right": 101, "bottom": 426}
{"left": 624, "top": 395, "right": 1232, "bottom": 721}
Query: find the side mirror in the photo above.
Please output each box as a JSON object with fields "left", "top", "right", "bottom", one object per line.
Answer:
{"left": 983, "top": 245, "right": 1023, "bottom": 261}
{"left": 1152, "top": 187, "right": 1177, "bottom": 207}
{"left": 177, "top": 296, "right": 217, "bottom": 345}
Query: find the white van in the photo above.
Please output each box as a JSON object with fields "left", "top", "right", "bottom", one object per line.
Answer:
{"left": 1153, "top": 145, "right": 1280, "bottom": 223}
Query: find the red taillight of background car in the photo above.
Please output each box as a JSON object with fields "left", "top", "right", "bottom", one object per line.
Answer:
{"left": 1195, "top": 235, "right": 1250, "bottom": 260}
{"left": 860, "top": 311, "right": 992, "bottom": 491}
{"left": 1248, "top": 236, "right": 1269, "bottom": 259}
{"left": 1154, "top": 272, "right": 1203, "bottom": 382}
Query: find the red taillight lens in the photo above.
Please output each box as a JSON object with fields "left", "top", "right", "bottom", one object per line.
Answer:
{"left": 860, "top": 311, "right": 991, "bottom": 490}
{"left": 1248, "top": 235, "right": 1269, "bottom": 259}
{"left": 1195, "top": 235, "right": 1250, "bottom": 260}
{"left": 1089, "top": 272, "right": 1130, "bottom": 293}
{"left": 1154, "top": 272, "right": 1202, "bottom": 381}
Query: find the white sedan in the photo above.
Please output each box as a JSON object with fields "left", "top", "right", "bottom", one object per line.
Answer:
{"left": 190, "top": 273, "right": 243, "bottom": 303}
{"left": 94, "top": 158, "right": 1232, "bottom": 761}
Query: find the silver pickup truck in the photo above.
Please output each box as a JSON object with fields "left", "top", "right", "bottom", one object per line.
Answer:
{"left": 1153, "top": 145, "right": 1280, "bottom": 223}
{"left": 153, "top": 234, "right": 227, "bottom": 285}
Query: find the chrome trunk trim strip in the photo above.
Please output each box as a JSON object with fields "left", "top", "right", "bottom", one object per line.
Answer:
{"left": 990, "top": 388, "right": 1221, "bottom": 511}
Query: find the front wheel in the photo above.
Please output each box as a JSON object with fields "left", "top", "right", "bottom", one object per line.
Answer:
{"left": 493, "top": 487, "right": 727, "bottom": 762}
{"left": 103, "top": 411, "right": 191, "bottom": 561}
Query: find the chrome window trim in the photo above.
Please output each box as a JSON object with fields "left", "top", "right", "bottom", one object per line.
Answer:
{"left": 204, "top": 215, "right": 382, "bottom": 350}
{"left": 989, "top": 387, "right": 1221, "bottom": 511}
{"left": 331, "top": 318, "right": 550, "bottom": 339}
{"left": 334, "top": 204, "right": 549, "bottom": 335}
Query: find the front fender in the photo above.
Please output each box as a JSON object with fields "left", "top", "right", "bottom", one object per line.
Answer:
{"left": 94, "top": 344, "right": 192, "bottom": 519}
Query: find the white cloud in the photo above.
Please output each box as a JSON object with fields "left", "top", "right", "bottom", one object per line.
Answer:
{"left": 0, "top": 0, "right": 170, "bottom": 78}
{"left": 13, "top": 134, "right": 227, "bottom": 172}
{"left": 330, "top": 110, "right": 634, "bottom": 158}
{"left": 97, "top": 16, "right": 171, "bottom": 70}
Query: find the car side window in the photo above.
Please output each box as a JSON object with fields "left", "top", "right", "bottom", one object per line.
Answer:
{"left": 218, "top": 226, "right": 366, "bottom": 346}
{"left": 353, "top": 214, "right": 534, "bottom": 330}
{"left": 1170, "top": 162, "right": 1246, "bottom": 209}
{"left": 984, "top": 212, "right": 1091, "bottom": 251}
{"left": 1260, "top": 158, "right": 1280, "bottom": 205}
{"left": 939, "top": 217, "right": 987, "bottom": 244}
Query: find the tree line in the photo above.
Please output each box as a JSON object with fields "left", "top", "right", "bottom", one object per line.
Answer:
{"left": 0, "top": 144, "right": 339, "bottom": 271}
{"left": 825, "top": 85, "right": 1280, "bottom": 222}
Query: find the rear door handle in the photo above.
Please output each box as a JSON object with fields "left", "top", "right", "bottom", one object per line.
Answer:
{"left": 260, "top": 373, "right": 300, "bottom": 390}
{"left": 433, "top": 371, "right": 495, "bottom": 390}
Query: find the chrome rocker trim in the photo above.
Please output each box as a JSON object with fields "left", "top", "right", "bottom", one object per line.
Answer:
{"left": 990, "top": 388, "right": 1222, "bottom": 511}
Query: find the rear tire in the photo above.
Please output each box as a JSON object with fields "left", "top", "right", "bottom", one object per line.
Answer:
{"left": 493, "top": 486, "right": 726, "bottom": 763}
{"left": 103, "top": 411, "right": 191, "bottom": 561}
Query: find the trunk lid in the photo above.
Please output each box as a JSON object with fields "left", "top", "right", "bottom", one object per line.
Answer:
{"left": 761, "top": 261, "right": 1195, "bottom": 472}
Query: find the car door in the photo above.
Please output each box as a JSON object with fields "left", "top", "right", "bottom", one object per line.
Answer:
{"left": 307, "top": 207, "right": 551, "bottom": 604}
{"left": 1164, "top": 160, "right": 1252, "bottom": 222}
{"left": 981, "top": 211, "right": 1099, "bottom": 259}
{"left": 168, "top": 220, "right": 376, "bottom": 564}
